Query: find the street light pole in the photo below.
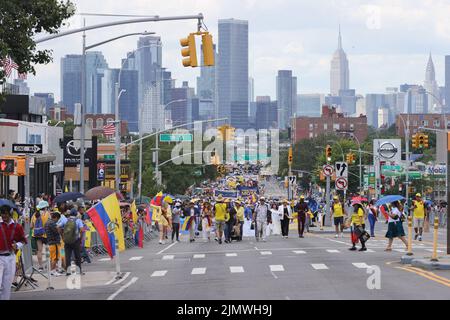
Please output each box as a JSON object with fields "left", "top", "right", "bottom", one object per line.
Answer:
{"left": 80, "top": 28, "right": 86, "bottom": 193}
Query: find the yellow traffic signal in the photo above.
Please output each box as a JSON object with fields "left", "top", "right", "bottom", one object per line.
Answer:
{"left": 202, "top": 33, "right": 215, "bottom": 66}
{"left": 288, "top": 147, "right": 293, "bottom": 165}
{"left": 325, "top": 145, "right": 332, "bottom": 162}
{"left": 346, "top": 153, "right": 354, "bottom": 164}
{"left": 411, "top": 134, "right": 418, "bottom": 149}
{"left": 180, "top": 34, "right": 198, "bottom": 67}
{"left": 423, "top": 134, "right": 429, "bottom": 148}
{"left": 418, "top": 134, "right": 425, "bottom": 148}
{"left": 16, "top": 157, "right": 26, "bottom": 176}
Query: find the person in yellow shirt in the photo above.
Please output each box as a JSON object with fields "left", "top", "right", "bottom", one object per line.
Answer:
{"left": 410, "top": 193, "right": 426, "bottom": 241}
{"left": 214, "top": 195, "right": 227, "bottom": 244}
{"left": 235, "top": 200, "right": 245, "bottom": 241}
{"left": 331, "top": 196, "right": 345, "bottom": 238}
{"left": 349, "top": 201, "right": 367, "bottom": 251}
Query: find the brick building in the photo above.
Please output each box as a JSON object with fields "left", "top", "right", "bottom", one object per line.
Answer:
{"left": 48, "top": 107, "right": 128, "bottom": 136}
{"left": 396, "top": 113, "right": 450, "bottom": 137}
{"left": 292, "top": 105, "right": 368, "bottom": 143}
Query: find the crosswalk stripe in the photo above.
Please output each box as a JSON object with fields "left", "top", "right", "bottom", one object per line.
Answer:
{"left": 394, "top": 249, "right": 406, "bottom": 253}
{"left": 99, "top": 258, "right": 111, "bottom": 261}
{"left": 352, "top": 263, "right": 369, "bottom": 269}
{"left": 230, "top": 266, "right": 245, "bottom": 273}
{"left": 326, "top": 249, "right": 340, "bottom": 253}
{"left": 260, "top": 251, "right": 272, "bottom": 255}
{"left": 269, "top": 265, "right": 285, "bottom": 272}
{"left": 162, "top": 255, "right": 174, "bottom": 260}
{"left": 191, "top": 268, "right": 207, "bottom": 275}
{"left": 293, "top": 250, "right": 306, "bottom": 254}
{"left": 226, "top": 253, "right": 237, "bottom": 257}
{"left": 151, "top": 270, "right": 167, "bottom": 277}
{"left": 129, "top": 256, "right": 143, "bottom": 261}
{"left": 425, "top": 249, "right": 444, "bottom": 253}
{"left": 311, "top": 264, "right": 328, "bottom": 270}
{"left": 193, "top": 254, "right": 205, "bottom": 259}
{"left": 365, "top": 249, "right": 375, "bottom": 252}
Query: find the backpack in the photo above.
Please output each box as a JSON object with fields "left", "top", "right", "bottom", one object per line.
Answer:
{"left": 34, "top": 216, "right": 45, "bottom": 237}
{"left": 63, "top": 218, "right": 78, "bottom": 244}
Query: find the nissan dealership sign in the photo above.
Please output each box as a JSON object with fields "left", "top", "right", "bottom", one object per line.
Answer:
{"left": 374, "top": 139, "right": 402, "bottom": 163}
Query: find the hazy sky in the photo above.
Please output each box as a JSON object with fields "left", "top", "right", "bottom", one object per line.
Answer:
{"left": 24, "top": 0, "right": 450, "bottom": 102}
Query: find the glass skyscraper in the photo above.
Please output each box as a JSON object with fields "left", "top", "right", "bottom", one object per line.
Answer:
{"left": 276, "top": 70, "right": 297, "bottom": 130}
{"left": 217, "top": 19, "right": 249, "bottom": 129}
{"left": 61, "top": 54, "right": 82, "bottom": 114}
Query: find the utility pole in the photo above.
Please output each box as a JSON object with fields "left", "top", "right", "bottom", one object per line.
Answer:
{"left": 405, "top": 116, "right": 410, "bottom": 209}
{"left": 79, "top": 27, "right": 86, "bottom": 193}
{"left": 114, "top": 83, "right": 121, "bottom": 193}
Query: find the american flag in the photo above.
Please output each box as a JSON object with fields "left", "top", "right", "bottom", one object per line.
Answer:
{"left": 103, "top": 123, "right": 116, "bottom": 136}
{"left": 18, "top": 72, "right": 27, "bottom": 80}
{"left": 1, "top": 56, "right": 18, "bottom": 77}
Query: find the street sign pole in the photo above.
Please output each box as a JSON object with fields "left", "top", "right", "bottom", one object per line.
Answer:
{"left": 325, "top": 160, "right": 331, "bottom": 227}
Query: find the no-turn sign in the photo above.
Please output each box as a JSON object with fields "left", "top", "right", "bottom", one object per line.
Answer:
{"left": 335, "top": 177, "right": 348, "bottom": 191}
{"left": 322, "top": 165, "right": 334, "bottom": 177}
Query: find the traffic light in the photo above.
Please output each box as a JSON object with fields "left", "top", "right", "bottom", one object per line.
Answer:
{"left": 423, "top": 134, "right": 429, "bottom": 148}
{"left": 418, "top": 134, "right": 425, "bottom": 148}
{"left": 201, "top": 33, "right": 215, "bottom": 66}
{"left": 325, "top": 145, "right": 332, "bottom": 162}
{"left": 0, "top": 159, "right": 14, "bottom": 174}
{"left": 16, "top": 158, "right": 26, "bottom": 176}
{"left": 180, "top": 34, "right": 198, "bottom": 67}
{"left": 411, "top": 134, "right": 418, "bottom": 149}
{"left": 225, "top": 126, "right": 235, "bottom": 141}
{"left": 288, "top": 147, "right": 293, "bottom": 165}
{"left": 346, "top": 153, "right": 355, "bottom": 164}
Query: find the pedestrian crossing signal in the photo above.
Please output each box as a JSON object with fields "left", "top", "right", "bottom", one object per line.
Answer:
{"left": 0, "top": 159, "right": 14, "bottom": 174}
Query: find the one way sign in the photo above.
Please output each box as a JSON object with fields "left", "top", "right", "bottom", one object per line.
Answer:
{"left": 335, "top": 162, "right": 348, "bottom": 178}
{"left": 12, "top": 143, "right": 42, "bottom": 154}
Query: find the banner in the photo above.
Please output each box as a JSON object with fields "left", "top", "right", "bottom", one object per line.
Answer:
{"left": 237, "top": 186, "right": 259, "bottom": 197}
{"left": 214, "top": 190, "right": 238, "bottom": 199}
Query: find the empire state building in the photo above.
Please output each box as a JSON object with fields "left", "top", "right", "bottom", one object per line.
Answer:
{"left": 330, "top": 26, "right": 350, "bottom": 96}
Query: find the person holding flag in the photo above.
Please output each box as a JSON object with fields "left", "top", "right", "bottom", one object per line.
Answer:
{"left": 183, "top": 200, "right": 197, "bottom": 243}
{"left": 201, "top": 201, "right": 213, "bottom": 241}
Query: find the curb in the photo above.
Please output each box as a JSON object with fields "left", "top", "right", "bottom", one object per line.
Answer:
{"left": 400, "top": 256, "right": 450, "bottom": 270}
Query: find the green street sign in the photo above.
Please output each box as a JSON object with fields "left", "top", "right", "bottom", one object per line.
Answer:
{"left": 160, "top": 133, "right": 193, "bottom": 142}
{"left": 104, "top": 154, "right": 115, "bottom": 160}
{"left": 381, "top": 165, "right": 403, "bottom": 172}
{"left": 233, "top": 154, "right": 269, "bottom": 161}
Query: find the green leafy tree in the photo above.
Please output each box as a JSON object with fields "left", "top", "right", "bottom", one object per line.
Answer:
{"left": 0, "top": 0, "right": 75, "bottom": 101}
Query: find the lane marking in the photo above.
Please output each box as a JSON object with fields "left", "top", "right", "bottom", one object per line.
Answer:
{"left": 260, "top": 251, "right": 272, "bottom": 255}
{"left": 394, "top": 249, "right": 406, "bottom": 253}
{"left": 162, "top": 255, "right": 174, "bottom": 260}
{"left": 326, "top": 249, "right": 340, "bottom": 253}
{"left": 397, "top": 266, "right": 450, "bottom": 288}
{"left": 365, "top": 249, "right": 375, "bottom": 252}
{"left": 270, "top": 265, "right": 285, "bottom": 272}
{"left": 425, "top": 249, "right": 444, "bottom": 253}
{"left": 191, "top": 267, "right": 207, "bottom": 275}
{"left": 105, "top": 276, "right": 118, "bottom": 285}
{"left": 230, "top": 266, "right": 245, "bottom": 273}
{"left": 352, "top": 263, "right": 369, "bottom": 269}
{"left": 226, "top": 253, "right": 237, "bottom": 257}
{"left": 151, "top": 270, "right": 168, "bottom": 277}
{"left": 311, "top": 264, "right": 328, "bottom": 270}
{"left": 129, "top": 256, "right": 143, "bottom": 261}
{"left": 293, "top": 250, "right": 306, "bottom": 254}
{"left": 107, "top": 277, "right": 138, "bottom": 300}
{"left": 193, "top": 254, "right": 205, "bottom": 259}
{"left": 99, "top": 258, "right": 111, "bottom": 261}
{"left": 156, "top": 242, "right": 177, "bottom": 255}
{"left": 113, "top": 272, "right": 131, "bottom": 285}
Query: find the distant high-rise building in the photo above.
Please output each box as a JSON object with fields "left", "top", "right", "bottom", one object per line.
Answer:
{"left": 338, "top": 89, "right": 357, "bottom": 115}
{"left": 248, "top": 77, "right": 255, "bottom": 103}
{"left": 377, "top": 108, "right": 389, "bottom": 128}
{"left": 445, "top": 56, "right": 450, "bottom": 111}
{"left": 330, "top": 26, "right": 349, "bottom": 96}
{"left": 85, "top": 51, "right": 108, "bottom": 114}
{"left": 101, "top": 68, "right": 119, "bottom": 114}
{"left": 365, "top": 94, "right": 386, "bottom": 128}
{"left": 423, "top": 53, "right": 440, "bottom": 112}
{"left": 119, "top": 70, "right": 139, "bottom": 132}
{"left": 217, "top": 19, "right": 249, "bottom": 129}
{"left": 276, "top": 70, "right": 297, "bottom": 130}
{"left": 255, "top": 96, "right": 277, "bottom": 130}
{"left": 61, "top": 54, "right": 82, "bottom": 114}
{"left": 405, "top": 86, "right": 428, "bottom": 114}
{"left": 13, "top": 79, "right": 29, "bottom": 95}
{"left": 297, "top": 94, "right": 324, "bottom": 117}
{"left": 197, "top": 44, "right": 216, "bottom": 101}
{"left": 34, "top": 93, "right": 54, "bottom": 110}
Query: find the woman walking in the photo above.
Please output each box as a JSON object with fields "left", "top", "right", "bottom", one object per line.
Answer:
{"left": 171, "top": 201, "right": 182, "bottom": 242}
{"left": 368, "top": 200, "right": 378, "bottom": 237}
{"left": 201, "top": 201, "right": 213, "bottom": 241}
{"left": 349, "top": 201, "right": 367, "bottom": 251}
{"left": 385, "top": 201, "right": 408, "bottom": 251}
{"left": 278, "top": 199, "right": 292, "bottom": 238}
{"left": 31, "top": 201, "right": 50, "bottom": 271}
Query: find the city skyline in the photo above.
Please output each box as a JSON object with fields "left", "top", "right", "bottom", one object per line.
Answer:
{"left": 23, "top": 0, "right": 450, "bottom": 102}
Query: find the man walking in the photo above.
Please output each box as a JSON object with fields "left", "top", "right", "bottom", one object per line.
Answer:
{"left": 185, "top": 201, "right": 196, "bottom": 243}
{"left": 294, "top": 196, "right": 309, "bottom": 238}
{"left": 253, "top": 197, "right": 271, "bottom": 242}
{"left": 57, "top": 208, "right": 84, "bottom": 275}
{"left": 214, "top": 195, "right": 227, "bottom": 244}
{"left": 410, "top": 193, "right": 426, "bottom": 241}
{"left": 0, "top": 204, "right": 27, "bottom": 300}
{"left": 278, "top": 199, "right": 292, "bottom": 238}
{"left": 331, "top": 196, "right": 345, "bottom": 238}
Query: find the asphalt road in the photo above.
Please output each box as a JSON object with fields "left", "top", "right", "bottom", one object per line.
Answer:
{"left": 12, "top": 222, "right": 450, "bottom": 300}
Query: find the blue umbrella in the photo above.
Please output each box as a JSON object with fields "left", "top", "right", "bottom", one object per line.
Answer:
{"left": 306, "top": 198, "right": 318, "bottom": 212}
{"left": 54, "top": 192, "right": 85, "bottom": 203}
{"left": 0, "top": 199, "right": 17, "bottom": 209}
{"left": 376, "top": 195, "right": 405, "bottom": 207}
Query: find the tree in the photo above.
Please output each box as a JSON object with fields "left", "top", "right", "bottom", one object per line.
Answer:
{"left": 0, "top": 0, "right": 75, "bottom": 100}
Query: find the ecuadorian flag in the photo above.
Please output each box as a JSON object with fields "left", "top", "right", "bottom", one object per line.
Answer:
{"left": 181, "top": 216, "right": 194, "bottom": 231}
{"left": 86, "top": 193, "right": 125, "bottom": 257}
